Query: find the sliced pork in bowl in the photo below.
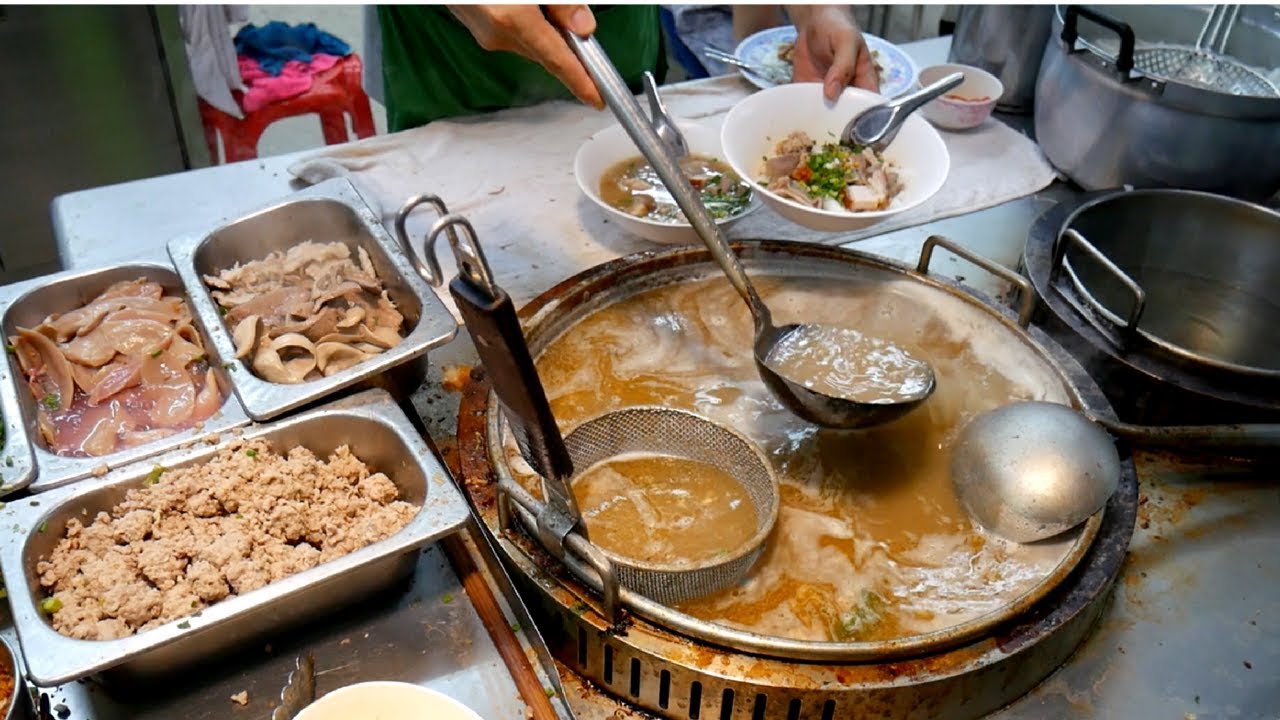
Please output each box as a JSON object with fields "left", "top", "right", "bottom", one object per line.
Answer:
{"left": 721, "top": 83, "right": 949, "bottom": 233}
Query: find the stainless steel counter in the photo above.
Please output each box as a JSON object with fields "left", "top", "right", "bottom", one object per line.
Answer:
{"left": 39, "top": 36, "right": 1279, "bottom": 720}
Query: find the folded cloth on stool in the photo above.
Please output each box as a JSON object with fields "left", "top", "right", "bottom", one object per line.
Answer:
{"left": 234, "top": 21, "right": 350, "bottom": 76}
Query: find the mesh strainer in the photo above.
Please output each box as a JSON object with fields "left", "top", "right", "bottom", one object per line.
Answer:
{"left": 1132, "top": 5, "right": 1279, "bottom": 98}
{"left": 562, "top": 407, "right": 779, "bottom": 605}
{"left": 424, "top": 213, "right": 779, "bottom": 610}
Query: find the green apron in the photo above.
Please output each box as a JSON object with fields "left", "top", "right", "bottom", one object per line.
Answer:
{"left": 378, "top": 5, "right": 664, "bottom": 132}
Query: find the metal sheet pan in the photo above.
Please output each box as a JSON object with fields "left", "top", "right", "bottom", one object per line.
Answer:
{"left": 167, "top": 179, "right": 458, "bottom": 422}
{"left": 0, "top": 261, "right": 252, "bottom": 495}
{"left": 0, "top": 389, "right": 472, "bottom": 687}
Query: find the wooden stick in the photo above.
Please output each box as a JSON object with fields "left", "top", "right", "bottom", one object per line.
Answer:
{"left": 442, "top": 531, "right": 562, "bottom": 720}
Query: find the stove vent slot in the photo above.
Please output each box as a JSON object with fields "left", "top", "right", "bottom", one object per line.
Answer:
{"left": 659, "top": 669, "right": 672, "bottom": 709}
{"left": 689, "top": 680, "right": 703, "bottom": 719}
{"left": 577, "top": 626, "right": 588, "bottom": 665}
{"left": 820, "top": 699, "right": 836, "bottom": 720}
{"left": 786, "top": 698, "right": 802, "bottom": 720}
{"left": 630, "top": 658, "right": 642, "bottom": 697}
{"left": 604, "top": 644, "right": 615, "bottom": 684}
{"left": 720, "top": 689, "right": 735, "bottom": 720}
{"left": 751, "top": 692, "right": 767, "bottom": 720}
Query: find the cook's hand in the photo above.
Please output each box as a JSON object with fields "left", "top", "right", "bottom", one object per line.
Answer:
{"left": 789, "top": 5, "right": 880, "bottom": 99}
{"left": 447, "top": 4, "right": 604, "bottom": 109}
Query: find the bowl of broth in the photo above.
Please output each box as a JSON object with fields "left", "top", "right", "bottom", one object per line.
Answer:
{"left": 574, "top": 119, "right": 758, "bottom": 245}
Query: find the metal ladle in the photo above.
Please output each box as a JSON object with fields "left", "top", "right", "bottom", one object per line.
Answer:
{"left": 843, "top": 71, "right": 964, "bottom": 149}
{"left": 566, "top": 32, "right": 936, "bottom": 430}
{"left": 952, "top": 400, "right": 1280, "bottom": 543}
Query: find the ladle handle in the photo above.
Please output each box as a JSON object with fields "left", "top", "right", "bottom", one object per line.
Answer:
{"left": 1096, "top": 417, "right": 1280, "bottom": 453}
{"left": 428, "top": 216, "right": 581, "bottom": 537}
{"left": 565, "top": 31, "right": 772, "bottom": 327}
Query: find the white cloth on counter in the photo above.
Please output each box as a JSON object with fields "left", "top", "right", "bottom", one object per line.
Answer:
{"left": 287, "top": 74, "right": 1057, "bottom": 313}
{"left": 179, "top": 5, "right": 248, "bottom": 118}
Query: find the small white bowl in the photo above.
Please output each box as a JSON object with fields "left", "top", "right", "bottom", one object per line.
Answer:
{"left": 918, "top": 64, "right": 1003, "bottom": 131}
{"left": 720, "top": 83, "right": 950, "bottom": 233}
{"left": 574, "top": 120, "right": 757, "bottom": 245}
{"left": 294, "top": 682, "right": 484, "bottom": 720}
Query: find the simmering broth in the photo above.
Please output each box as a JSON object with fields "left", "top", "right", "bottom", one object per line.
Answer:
{"left": 528, "top": 273, "right": 1078, "bottom": 642}
{"left": 764, "top": 324, "right": 933, "bottom": 404}
{"left": 573, "top": 454, "right": 758, "bottom": 567}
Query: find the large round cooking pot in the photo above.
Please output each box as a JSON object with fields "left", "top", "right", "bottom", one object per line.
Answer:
{"left": 1024, "top": 188, "right": 1280, "bottom": 423}
{"left": 1035, "top": 5, "right": 1280, "bottom": 201}
{"left": 454, "top": 240, "right": 1138, "bottom": 720}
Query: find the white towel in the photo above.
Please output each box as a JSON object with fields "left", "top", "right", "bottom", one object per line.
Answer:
{"left": 179, "top": 5, "right": 248, "bottom": 118}
{"left": 288, "top": 75, "right": 1057, "bottom": 311}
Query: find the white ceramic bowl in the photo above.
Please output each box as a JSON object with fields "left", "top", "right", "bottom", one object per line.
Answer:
{"left": 574, "top": 120, "right": 757, "bottom": 245}
{"left": 918, "top": 63, "right": 1003, "bottom": 131}
{"left": 720, "top": 83, "right": 950, "bottom": 233}
{"left": 294, "top": 682, "right": 484, "bottom": 720}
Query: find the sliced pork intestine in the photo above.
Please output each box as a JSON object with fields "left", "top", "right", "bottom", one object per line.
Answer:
{"left": 315, "top": 342, "right": 369, "bottom": 376}
{"left": 233, "top": 315, "right": 261, "bottom": 360}
{"left": 208, "top": 241, "right": 406, "bottom": 384}
{"left": 253, "top": 333, "right": 318, "bottom": 384}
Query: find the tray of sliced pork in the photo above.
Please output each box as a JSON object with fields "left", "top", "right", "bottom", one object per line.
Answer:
{"left": 0, "top": 261, "right": 252, "bottom": 494}
{"left": 168, "top": 178, "right": 458, "bottom": 422}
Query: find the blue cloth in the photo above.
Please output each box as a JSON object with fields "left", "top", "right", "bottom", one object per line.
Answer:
{"left": 660, "top": 8, "right": 709, "bottom": 79}
{"left": 234, "top": 21, "right": 351, "bottom": 76}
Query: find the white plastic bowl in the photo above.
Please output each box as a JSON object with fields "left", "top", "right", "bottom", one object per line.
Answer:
{"left": 294, "top": 682, "right": 484, "bottom": 720}
{"left": 574, "top": 120, "right": 757, "bottom": 245}
{"left": 919, "top": 63, "right": 1003, "bottom": 131}
{"left": 720, "top": 83, "right": 950, "bottom": 233}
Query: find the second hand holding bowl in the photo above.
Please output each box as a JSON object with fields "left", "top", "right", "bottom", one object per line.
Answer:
{"left": 566, "top": 33, "right": 936, "bottom": 430}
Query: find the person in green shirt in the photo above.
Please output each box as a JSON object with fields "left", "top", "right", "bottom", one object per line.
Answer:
{"left": 378, "top": 4, "right": 879, "bottom": 132}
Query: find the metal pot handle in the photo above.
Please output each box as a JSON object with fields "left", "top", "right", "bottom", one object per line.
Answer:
{"left": 916, "top": 235, "right": 1036, "bottom": 328}
{"left": 1051, "top": 229, "right": 1148, "bottom": 333}
{"left": 1062, "top": 5, "right": 1135, "bottom": 75}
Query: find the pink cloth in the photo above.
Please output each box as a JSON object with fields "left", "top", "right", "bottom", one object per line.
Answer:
{"left": 237, "top": 53, "right": 341, "bottom": 113}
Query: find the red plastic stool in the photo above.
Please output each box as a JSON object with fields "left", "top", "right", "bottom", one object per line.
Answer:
{"left": 199, "top": 53, "right": 376, "bottom": 164}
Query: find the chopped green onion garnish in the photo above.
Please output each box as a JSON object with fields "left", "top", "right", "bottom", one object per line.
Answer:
{"left": 41, "top": 597, "right": 62, "bottom": 614}
{"left": 149, "top": 348, "right": 163, "bottom": 358}
{"left": 245, "top": 449, "right": 257, "bottom": 458}
{"left": 441, "top": 593, "right": 454, "bottom": 604}
{"left": 41, "top": 393, "right": 60, "bottom": 410}
{"left": 144, "top": 465, "right": 165, "bottom": 485}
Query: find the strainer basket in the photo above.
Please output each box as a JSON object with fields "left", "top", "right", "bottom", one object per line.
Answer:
{"left": 1130, "top": 5, "right": 1279, "bottom": 98}
{"left": 420, "top": 211, "right": 779, "bottom": 616}
{"left": 560, "top": 406, "right": 779, "bottom": 605}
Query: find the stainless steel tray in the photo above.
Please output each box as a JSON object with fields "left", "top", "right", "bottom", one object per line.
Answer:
{"left": 0, "top": 261, "right": 252, "bottom": 495}
{"left": 0, "top": 388, "right": 472, "bottom": 687}
{"left": 167, "top": 179, "right": 458, "bottom": 422}
{"left": 0, "top": 374, "right": 36, "bottom": 498}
